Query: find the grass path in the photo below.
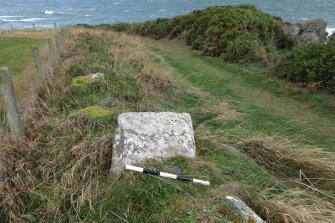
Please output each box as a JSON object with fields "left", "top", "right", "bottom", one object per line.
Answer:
{"left": 145, "top": 38, "right": 335, "bottom": 151}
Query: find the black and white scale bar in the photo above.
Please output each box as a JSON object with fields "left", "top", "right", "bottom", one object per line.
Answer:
{"left": 125, "top": 165, "right": 210, "bottom": 186}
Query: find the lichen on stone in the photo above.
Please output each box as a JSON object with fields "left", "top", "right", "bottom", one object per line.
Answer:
{"left": 74, "top": 106, "right": 112, "bottom": 118}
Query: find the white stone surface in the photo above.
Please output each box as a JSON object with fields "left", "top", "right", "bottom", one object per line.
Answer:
{"left": 225, "top": 196, "right": 264, "bottom": 223}
{"left": 88, "top": 72, "right": 104, "bottom": 79}
{"left": 111, "top": 112, "right": 196, "bottom": 176}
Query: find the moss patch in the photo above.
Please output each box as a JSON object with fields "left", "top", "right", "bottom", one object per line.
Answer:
{"left": 74, "top": 106, "right": 112, "bottom": 118}
{"left": 71, "top": 76, "right": 94, "bottom": 88}
{"left": 71, "top": 75, "right": 106, "bottom": 93}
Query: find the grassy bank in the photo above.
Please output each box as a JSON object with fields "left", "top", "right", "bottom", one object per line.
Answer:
{"left": 0, "top": 37, "right": 44, "bottom": 76}
{"left": 98, "top": 4, "right": 335, "bottom": 94}
{"left": 89, "top": 4, "right": 294, "bottom": 65}
{"left": 144, "top": 38, "right": 335, "bottom": 221}
{"left": 0, "top": 28, "right": 334, "bottom": 223}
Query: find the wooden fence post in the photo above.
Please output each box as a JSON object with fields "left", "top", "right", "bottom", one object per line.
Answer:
{"left": 55, "top": 33, "right": 61, "bottom": 54}
{"left": 63, "top": 27, "right": 66, "bottom": 41}
{"left": 60, "top": 28, "right": 64, "bottom": 45}
{"left": 64, "top": 27, "right": 67, "bottom": 39}
{"left": 65, "top": 26, "right": 69, "bottom": 38}
{"left": 32, "top": 47, "right": 49, "bottom": 93}
{"left": 47, "top": 38, "right": 55, "bottom": 62}
{"left": 0, "top": 67, "right": 25, "bottom": 140}
{"left": 58, "top": 32, "right": 63, "bottom": 48}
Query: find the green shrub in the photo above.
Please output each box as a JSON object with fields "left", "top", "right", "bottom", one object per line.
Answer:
{"left": 110, "top": 4, "right": 294, "bottom": 65}
{"left": 225, "top": 34, "right": 266, "bottom": 64}
{"left": 66, "top": 64, "right": 86, "bottom": 77}
{"left": 273, "top": 25, "right": 295, "bottom": 49}
{"left": 273, "top": 38, "right": 335, "bottom": 93}
{"left": 168, "top": 25, "right": 183, "bottom": 39}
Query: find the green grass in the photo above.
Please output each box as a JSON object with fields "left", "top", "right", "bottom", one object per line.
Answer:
{"left": 2, "top": 31, "right": 334, "bottom": 222}
{"left": 0, "top": 37, "right": 45, "bottom": 76}
{"left": 146, "top": 39, "right": 335, "bottom": 151}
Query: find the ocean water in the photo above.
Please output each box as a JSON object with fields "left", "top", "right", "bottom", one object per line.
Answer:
{"left": 0, "top": 0, "right": 334, "bottom": 34}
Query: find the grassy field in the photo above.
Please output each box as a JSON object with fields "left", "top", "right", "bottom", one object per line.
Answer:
{"left": 0, "top": 29, "right": 334, "bottom": 222}
{"left": 146, "top": 39, "right": 335, "bottom": 150}
{"left": 0, "top": 37, "right": 45, "bottom": 76}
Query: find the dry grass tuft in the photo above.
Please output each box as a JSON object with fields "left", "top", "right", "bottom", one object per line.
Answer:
{"left": 137, "top": 64, "right": 170, "bottom": 91}
{"left": 213, "top": 183, "right": 335, "bottom": 223}
{"left": 239, "top": 135, "right": 335, "bottom": 196}
{"left": 261, "top": 189, "right": 335, "bottom": 223}
{"left": 191, "top": 99, "right": 242, "bottom": 124}
{"left": 0, "top": 132, "right": 113, "bottom": 221}
{"left": 211, "top": 100, "right": 242, "bottom": 121}
{"left": 0, "top": 137, "right": 15, "bottom": 181}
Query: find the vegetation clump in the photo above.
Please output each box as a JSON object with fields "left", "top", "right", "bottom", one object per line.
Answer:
{"left": 273, "top": 38, "right": 335, "bottom": 93}
{"left": 108, "top": 5, "right": 294, "bottom": 64}
{"left": 82, "top": 4, "right": 335, "bottom": 93}
{"left": 71, "top": 75, "right": 94, "bottom": 88}
{"left": 74, "top": 106, "right": 112, "bottom": 118}
{"left": 71, "top": 75, "right": 106, "bottom": 94}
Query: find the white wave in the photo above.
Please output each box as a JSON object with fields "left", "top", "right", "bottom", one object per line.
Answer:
{"left": 1, "top": 18, "right": 19, "bottom": 22}
{"left": 326, "top": 27, "right": 335, "bottom": 36}
{"left": 0, "top": 15, "right": 24, "bottom": 19}
{"left": 22, "top": 18, "right": 46, "bottom": 22}
{"left": 44, "top": 10, "right": 54, "bottom": 15}
{"left": 1, "top": 18, "right": 46, "bottom": 22}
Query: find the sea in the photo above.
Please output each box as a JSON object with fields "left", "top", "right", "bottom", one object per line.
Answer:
{"left": 0, "top": 0, "right": 334, "bottom": 35}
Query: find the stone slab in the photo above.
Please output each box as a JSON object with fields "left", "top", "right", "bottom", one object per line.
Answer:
{"left": 111, "top": 112, "right": 196, "bottom": 176}
{"left": 224, "top": 196, "right": 264, "bottom": 223}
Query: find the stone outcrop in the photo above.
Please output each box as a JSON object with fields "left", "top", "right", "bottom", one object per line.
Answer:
{"left": 224, "top": 196, "right": 264, "bottom": 223}
{"left": 281, "top": 18, "right": 328, "bottom": 46}
{"left": 330, "top": 32, "right": 335, "bottom": 40}
{"left": 111, "top": 112, "right": 196, "bottom": 177}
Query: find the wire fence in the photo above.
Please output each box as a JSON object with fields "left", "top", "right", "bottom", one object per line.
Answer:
{"left": 0, "top": 26, "right": 70, "bottom": 140}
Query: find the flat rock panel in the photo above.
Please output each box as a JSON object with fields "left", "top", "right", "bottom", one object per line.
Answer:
{"left": 224, "top": 196, "right": 264, "bottom": 223}
{"left": 111, "top": 112, "right": 196, "bottom": 176}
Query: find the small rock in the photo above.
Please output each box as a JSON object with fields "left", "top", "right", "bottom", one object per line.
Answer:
{"left": 88, "top": 73, "right": 104, "bottom": 79}
{"left": 329, "top": 31, "right": 335, "bottom": 40}
{"left": 297, "top": 32, "right": 320, "bottom": 46}
{"left": 281, "top": 18, "right": 328, "bottom": 46}
{"left": 111, "top": 112, "right": 196, "bottom": 177}
{"left": 173, "top": 164, "right": 184, "bottom": 175}
{"left": 224, "top": 196, "right": 264, "bottom": 223}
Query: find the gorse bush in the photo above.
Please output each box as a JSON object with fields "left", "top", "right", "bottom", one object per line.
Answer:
{"left": 108, "top": 4, "right": 294, "bottom": 64}
{"left": 225, "top": 33, "right": 267, "bottom": 64}
{"left": 273, "top": 38, "right": 335, "bottom": 93}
